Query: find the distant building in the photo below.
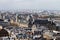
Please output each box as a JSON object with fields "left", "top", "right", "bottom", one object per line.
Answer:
{"left": 33, "top": 19, "right": 56, "bottom": 30}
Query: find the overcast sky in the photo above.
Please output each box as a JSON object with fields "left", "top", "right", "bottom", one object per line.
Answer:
{"left": 0, "top": 0, "right": 60, "bottom": 10}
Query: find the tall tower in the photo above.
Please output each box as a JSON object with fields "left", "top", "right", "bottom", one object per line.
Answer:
{"left": 0, "top": 15, "right": 1, "bottom": 19}
{"left": 16, "top": 14, "right": 18, "bottom": 22}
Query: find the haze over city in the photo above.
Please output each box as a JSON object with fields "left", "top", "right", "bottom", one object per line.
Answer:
{"left": 0, "top": 0, "right": 60, "bottom": 10}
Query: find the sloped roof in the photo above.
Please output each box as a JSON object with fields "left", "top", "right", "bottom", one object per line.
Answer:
{"left": 0, "top": 29, "right": 9, "bottom": 37}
